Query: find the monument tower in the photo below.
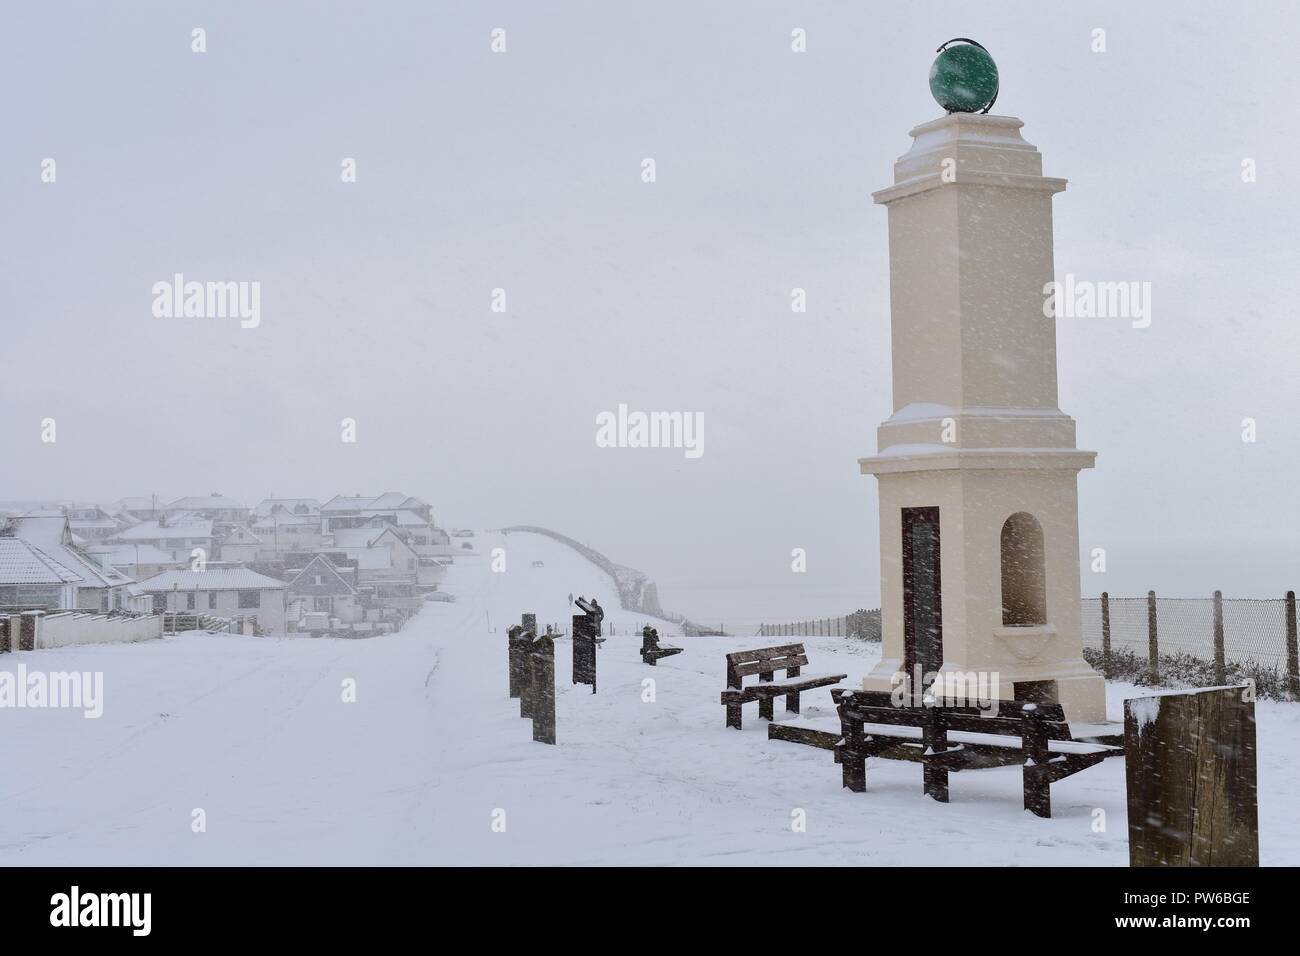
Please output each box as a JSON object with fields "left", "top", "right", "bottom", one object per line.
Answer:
{"left": 859, "top": 41, "right": 1106, "bottom": 722}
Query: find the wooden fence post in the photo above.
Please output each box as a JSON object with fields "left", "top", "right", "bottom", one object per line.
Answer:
{"left": 1286, "top": 590, "right": 1299, "bottom": 700}
{"left": 19, "top": 611, "right": 41, "bottom": 652}
{"left": 1146, "top": 590, "right": 1159, "bottom": 683}
{"left": 1124, "top": 686, "right": 1258, "bottom": 866}
{"left": 1213, "top": 590, "right": 1226, "bottom": 686}
{"left": 507, "top": 624, "right": 531, "bottom": 699}
{"left": 1100, "top": 591, "right": 1111, "bottom": 678}
{"left": 530, "top": 632, "right": 556, "bottom": 744}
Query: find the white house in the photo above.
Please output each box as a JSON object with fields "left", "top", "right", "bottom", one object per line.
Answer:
{"left": 252, "top": 506, "right": 326, "bottom": 558}
{"left": 217, "top": 525, "right": 262, "bottom": 564}
{"left": 0, "top": 536, "right": 82, "bottom": 609}
{"left": 82, "top": 542, "right": 183, "bottom": 583}
{"left": 138, "top": 568, "right": 288, "bottom": 634}
{"left": 287, "top": 554, "right": 361, "bottom": 625}
{"left": 8, "top": 514, "right": 141, "bottom": 612}
{"left": 109, "top": 516, "right": 215, "bottom": 563}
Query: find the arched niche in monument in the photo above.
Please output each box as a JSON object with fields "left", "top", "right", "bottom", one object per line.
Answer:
{"left": 1000, "top": 512, "right": 1047, "bottom": 627}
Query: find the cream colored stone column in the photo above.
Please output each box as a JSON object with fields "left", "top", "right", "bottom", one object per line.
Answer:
{"left": 860, "top": 112, "right": 1106, "bottom": 724}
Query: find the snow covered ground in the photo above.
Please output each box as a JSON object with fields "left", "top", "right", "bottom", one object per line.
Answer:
{"left": 2, "top": 529, "right": 1295, "bottom": 865}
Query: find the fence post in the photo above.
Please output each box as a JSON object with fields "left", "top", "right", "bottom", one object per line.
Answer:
{"left": 1286, "top": 590, "right": 1299, "bottom": 700}
{"left": 1124, "top": 686, "right": 1258, "bottom": 866}
{"left": 1100, "top": 591, "right": 1111, "bottom": 678}
{"left": 530, "top": 631, "right": 556, "bottom": 745}
{"left": 1213, "top": 590, "right": 1226, "bottom": 686}
{"left": 509, "top": 623, "right": 535, "bottom": 699}
{"left": 1147, "top": 590, "right": 1159, "bottom": 683}
{"left": 19, "top": 611, "right": 41, "bottom": 652}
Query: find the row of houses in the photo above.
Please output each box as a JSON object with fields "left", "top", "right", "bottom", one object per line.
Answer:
{"left": 0, "top": 492, "right": 461, "bottom": 639}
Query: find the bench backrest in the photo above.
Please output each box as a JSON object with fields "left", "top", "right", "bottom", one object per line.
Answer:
{"left": 726, "top": 643, "right": 808, "bottom": 689}
{"left": 832, "top": 689, "right": 1072, "bottom": 740}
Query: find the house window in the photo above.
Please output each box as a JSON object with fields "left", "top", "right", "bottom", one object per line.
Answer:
{"left": 238, "top": 590, "right": 259, "bottom": 609}
{"left": 209, "top": 592, "right": 218, "bottom": 609}
{"left": 1000, "top": 512, "right": 1047, "bottom": 626}
{"left": 186, "top": 593, "right": 196, "bottom": 610}
{"left": 313, "top": 596, "right": 331, "bottom": 612}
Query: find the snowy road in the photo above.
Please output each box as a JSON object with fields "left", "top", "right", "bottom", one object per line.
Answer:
{"left": 2, "top": 530, "right": 1296, "bottom": 865}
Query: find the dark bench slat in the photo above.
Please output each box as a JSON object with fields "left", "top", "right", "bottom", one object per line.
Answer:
{"left": 726, "top": 643, "right": 804, "bottom": 663}
{"left": 843, "top": 705, "right": 1071, "bottom": 742}
{"left": 835, "top": 688, "right": 1068, "bottom": 723}
{"left": 730, "top": 655, "right": 809, "bottom": 679}
{"left": 721, "top": 672, "right": 848, "bottom": 701}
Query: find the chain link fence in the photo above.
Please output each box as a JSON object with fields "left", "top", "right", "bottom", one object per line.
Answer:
{"left": 757, "top": 609, "right": 881, "bottom": 641}
{"left": 1083, "top": 592, "right": 1299, "bottom": 700}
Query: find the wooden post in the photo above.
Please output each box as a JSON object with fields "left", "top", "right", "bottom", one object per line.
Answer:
{"left": 1286, "top": 590, "right": 1299, "bottom": 700}
{"left": 571, "top": 607, "right": 602, "bottom": 693}
{"left": 530, "top": 632, "right": 556, "bottom": 744}
{"left": 1100, "top": 591, "right": 1111, "bottom": 678}
{"left": 1213, "top": 590, "right": 1226, "bottom": 686}
{"left": 19, "top": 611, "right": 41, "bottom": 652}
{"left": 507, "top": 624, "right": 531, "bottom": 698}
{"left": 1146, "top": 590, "right": 1159, "bottom": 683}
{"left": 1125, "top": 686, "right": 1258, "bottom": 866}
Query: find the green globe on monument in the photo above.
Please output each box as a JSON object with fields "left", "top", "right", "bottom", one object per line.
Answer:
{"left": 929, "top": 39, "right": 999, "bottom": 113}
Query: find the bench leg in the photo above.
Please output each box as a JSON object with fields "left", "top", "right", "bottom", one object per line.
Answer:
{"left": 922, "top": 713, "right": 950, "bottom": 803}
{"left": 923, "top": 760, "right": 949, "bottom": 803}
{"left": 758, "top": 696, "right": 774, "bottom": 721}
{"left": 725, "top": 703, "right": 742, "bottom": 730}
{"left": 785, "top": 689, "right": 800, "bottom": 714}
{"left": 1023, "top": 766, "right": 1051, "bottom": 818}
{"left": 841, "top": 749, "right": 866, "bottom": 792}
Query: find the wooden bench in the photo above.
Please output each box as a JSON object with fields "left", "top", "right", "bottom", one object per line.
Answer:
{"left": 640, "top": 626, "right": 683, "bottom": 665}
{"left": 721, "top": 643, "right": 847, "bottom": 730}
{"left": 831, "top": 689, "right": 1122, "bottom": 818}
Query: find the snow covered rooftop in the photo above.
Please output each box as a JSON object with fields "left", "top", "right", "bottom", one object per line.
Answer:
{"left": 138, "top": 568, "right": 288, "bottom": 591}
{"left": 9, "top": 515, "right": 132, "bottom": 588}
{"left": 165, "top": 495, "right": 247, "bottom": 511}
{"left": 0, "top": 537, "right": 83, "bottom": 585}
{"left": 253, "top": 498, "right": 322, "bottom": 517}
{"left": 359, "top": 510, "right": 429, "bottom": 526}
{"left": 113, "top": 519, "right": 214, "bottom": 540}
{"left": 84, "top": 543, "right": 177, "bottom": 565}
{"left": 321, "top": 492, "right": 427, "bottom": 512}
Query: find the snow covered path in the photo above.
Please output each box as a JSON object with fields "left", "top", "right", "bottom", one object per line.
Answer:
{"left": 2, "top": 529, "right": 1296, "bottom": 865}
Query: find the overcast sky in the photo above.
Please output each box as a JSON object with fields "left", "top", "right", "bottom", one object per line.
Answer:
{"left": 3, "top": 1, "right": 1298, "bottom": 628}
